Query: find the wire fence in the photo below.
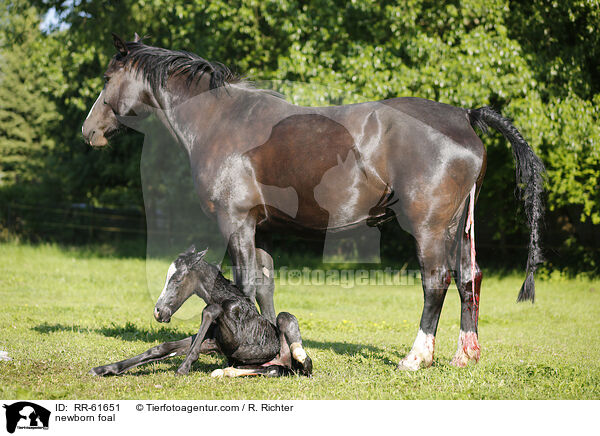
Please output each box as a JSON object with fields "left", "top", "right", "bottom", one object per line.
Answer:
{"left": 3, "top": 202, "right": 147, "bottom": 243}
{"left": 5, "top": 200, "right": 586, "bottom": 260}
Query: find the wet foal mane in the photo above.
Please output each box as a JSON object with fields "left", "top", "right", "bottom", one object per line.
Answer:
{"left": 121, "top": 41, "right": 243, "bottom": 93}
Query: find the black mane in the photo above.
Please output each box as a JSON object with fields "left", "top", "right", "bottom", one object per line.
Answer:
{"left": 122, "top": 41, "right": 243, "bottom": 92}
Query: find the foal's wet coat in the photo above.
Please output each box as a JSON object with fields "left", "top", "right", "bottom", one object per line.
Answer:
{"left": 90, "top": 247, "right": 312, "bottom": 377}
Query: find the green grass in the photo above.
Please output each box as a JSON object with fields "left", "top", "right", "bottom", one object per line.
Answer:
{"left": 0, "top": 241, "right": 599, "bottom": 399}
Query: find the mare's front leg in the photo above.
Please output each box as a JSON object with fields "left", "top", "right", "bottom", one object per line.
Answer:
{"left": 398, "top": 235, "right": 451, "bottom": 370}
{"left": 176, "top": 304, "right": 223, "bottom": 375}
{"left": 224, "top": 215, "right": 259, "bottom": 303}
{"left": 255, "top": 247, "right": 276, "bottom": 323}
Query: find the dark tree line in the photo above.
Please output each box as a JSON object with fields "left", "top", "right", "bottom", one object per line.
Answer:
{"left": 1, "top": 0, "right": 599, "bottom": 274}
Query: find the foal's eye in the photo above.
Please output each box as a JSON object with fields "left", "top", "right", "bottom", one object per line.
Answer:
{"left": 104, "top": 76, "right": 110, "bottom": 84}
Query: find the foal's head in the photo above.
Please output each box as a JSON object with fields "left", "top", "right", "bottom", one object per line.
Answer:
{"left": 153, "top": 246, "right": 211, "bottom": 323}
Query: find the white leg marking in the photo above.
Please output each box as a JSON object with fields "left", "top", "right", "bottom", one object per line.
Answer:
{"left": 211, "top": 368, "right": 225, "bottom": 378}
{"left": 398, "top": 329, "right": 435, "bottom": 371}
{"left": 451, "top": 330, "right": 480, "bottom": 367}
{"left": 290, "top": 342, "right": 307, "bottom": 364}
{"left": 212, "top": 367, "right": 260, "bottom": 378}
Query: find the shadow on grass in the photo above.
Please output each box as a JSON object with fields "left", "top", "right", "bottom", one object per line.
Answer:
{"left": 32, "top": 322, "right": 397, "bottom": 363}
{"left": 303, "top": 339, "right": 386, "bottom": 355}
{"left": 32, "top": 322, "right": 184, "bottom": 343}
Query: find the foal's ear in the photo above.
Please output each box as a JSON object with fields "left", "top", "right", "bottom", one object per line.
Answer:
{"left": 133, "top": 32, "right": 141, "bottom": 43}
{"left": 190, "top": 247, "right": 208, "bottom": 266}
{"left": 112, "top": 33, "right": 128, "bottom": 57}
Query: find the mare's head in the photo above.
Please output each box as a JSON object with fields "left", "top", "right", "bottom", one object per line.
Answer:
{"left": 153, "top": 245, "right": 210, "bottom": 323}
{"left": 82, "top": 33, "right": 243, "bottom": 147}
{"left": 81, "top": 33, "right": 149, "bottom": 146}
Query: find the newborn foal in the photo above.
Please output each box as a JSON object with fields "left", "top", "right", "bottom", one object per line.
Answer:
{"left": 90, "top": 246, "right": 312, "bottom": 377}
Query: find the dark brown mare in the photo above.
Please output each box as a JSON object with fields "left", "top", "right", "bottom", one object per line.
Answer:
{"left": 82, "top": 34, "right": 544, "bottom": 370}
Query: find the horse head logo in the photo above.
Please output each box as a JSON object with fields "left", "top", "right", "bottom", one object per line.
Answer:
{"left": 3, "top": 402, "right": 50, "bottom": 433}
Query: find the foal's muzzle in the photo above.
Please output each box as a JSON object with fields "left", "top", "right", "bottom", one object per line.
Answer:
{"left": 154, "top": 306, "right": 172, "bottom": 323}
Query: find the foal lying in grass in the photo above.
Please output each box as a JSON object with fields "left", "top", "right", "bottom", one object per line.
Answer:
{"left": 90, "top": 246, "right": 312, "bottom": 378}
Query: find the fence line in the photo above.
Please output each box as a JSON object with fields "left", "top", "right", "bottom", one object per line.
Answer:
{"left": 5, "top": 201, "right": 580, "bottom": 251}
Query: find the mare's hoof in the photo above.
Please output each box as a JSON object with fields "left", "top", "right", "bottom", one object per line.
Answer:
{"left": 397, "top": 356, "right": 422, "bottom": 371}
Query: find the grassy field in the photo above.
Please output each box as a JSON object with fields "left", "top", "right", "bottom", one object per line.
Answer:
{"left": 0, "top": 241, "right": 599, "bottom": 400}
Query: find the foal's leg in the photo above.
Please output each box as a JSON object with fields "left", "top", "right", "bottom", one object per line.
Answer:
{"left": 450, "top": 231, "right": 482, "bottom": 367}
{"left": 276, "top": 312, "right": 312, "bottom": 376}
{"left": 89, "top": 326, "right": 221, "bottom": 376}
{"left": 89, "top": 336, "right": 195, "bottom": 376}
{"left": 255, "top": 247, "right": 276, "bottom": 324}
{"left": 176, "top": 304, "right": 223, "bottom": 375}
{"left": 211, "top": 366, "right": 290, "bottom": 378}
{"left": 398, "top": 236, "right": 450, "bottom": 370}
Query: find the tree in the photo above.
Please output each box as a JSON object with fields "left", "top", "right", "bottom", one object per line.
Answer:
{"left": 0, "top": 2, "right": 62, "bottom": 187}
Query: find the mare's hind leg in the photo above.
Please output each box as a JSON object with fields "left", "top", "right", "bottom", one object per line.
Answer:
{"left": 398, "top": 236, "right": 451, "bottom": 370}
{"left": 450, "top": 231, "right": 482, "bottom": 367}
{"left": 276, "top": 312, "right": 312, "bottom": 376}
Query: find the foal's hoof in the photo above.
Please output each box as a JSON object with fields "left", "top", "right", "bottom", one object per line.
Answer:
{"left": 296, "top": 354, "right": 313, "bottom": 377}
{"left": 211, "top": 369, "right": 225, "bottom": 378}
{"left": 89, "top": 366, "right": 113, "bottom": 377}
{"left": 176, "top": 366, "right": 190, "bottom": 376}
{"left": 290, "top": 343, "right": 312, "bottom": 377}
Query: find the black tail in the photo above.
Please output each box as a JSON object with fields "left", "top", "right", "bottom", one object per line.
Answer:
{"left": 468, "top": 107, "right": 545, "bottom": 303}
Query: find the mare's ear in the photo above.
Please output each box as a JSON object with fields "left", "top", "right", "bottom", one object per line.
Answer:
{"left": 184, "top": 244, "right": 196, "bottom": 255}
{"left": 133, "top": 32, "right": 141, "bottom": 43}
{"left": 112, "top": 33, "right": 128, "bottom": 57}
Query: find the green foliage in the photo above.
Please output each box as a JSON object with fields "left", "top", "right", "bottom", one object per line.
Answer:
{"left": 0, "top": 2, "right": 62, "bottom": 186}
{"left": 0, "top": 0, "right": 599, "bottom": 272}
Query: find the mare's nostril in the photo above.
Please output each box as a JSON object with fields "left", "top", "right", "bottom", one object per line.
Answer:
{"left": 154, "top": 307, "right": 161, "bottom": 321}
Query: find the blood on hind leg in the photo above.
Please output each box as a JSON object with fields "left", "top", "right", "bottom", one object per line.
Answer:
{"left": 451, "top": 269, "right": 482, "bottom": 367}
{"left": 451, "top": 331, "right": 480, "bottom": 367}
